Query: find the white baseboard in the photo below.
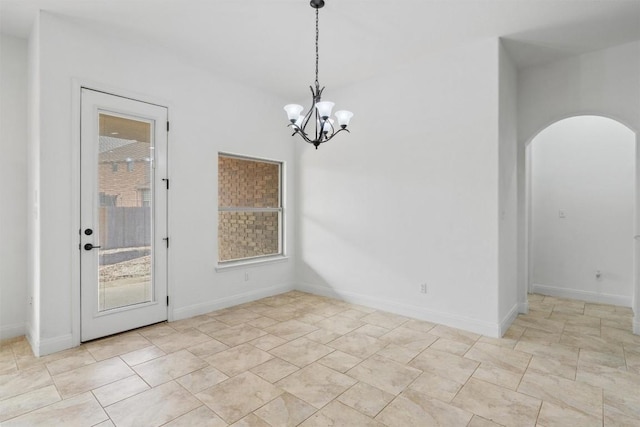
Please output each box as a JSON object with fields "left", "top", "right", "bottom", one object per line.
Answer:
{"left": 518, "top": 301, "right": 529, "bottom": 314}
{"left": 172, "top": 283, "right": 295, "bottom": 321}
{"left": 499, "top": 303, "right": 519, "bottom": 336}
{"left": 531, "top": 284, "right": 631, "bottom": 307}
{"left": 297, "top": 283, "right": 501, "bottom": 338}
{"left": 0, "top": 322, "right": 25, "bottom": 341}
{"left": 38, "top": 334, "right": 74, "bottom": 357}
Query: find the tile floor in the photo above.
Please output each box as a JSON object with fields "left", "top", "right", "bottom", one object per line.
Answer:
{"left": 1, "top": 291, "right": 640, "bottom": 426}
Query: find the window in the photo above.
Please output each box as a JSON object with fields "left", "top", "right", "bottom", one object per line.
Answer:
{"left": 218, "top": 154, "right": 283, "bottom": 263}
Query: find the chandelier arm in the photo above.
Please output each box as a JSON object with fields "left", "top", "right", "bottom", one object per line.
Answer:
{"left": 322, "top": 127, "right": 350, "bottom": 143}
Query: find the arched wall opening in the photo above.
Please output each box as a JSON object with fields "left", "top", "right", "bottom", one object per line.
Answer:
{"left": 524, "top": 115, "right": 637, "bottom": 324}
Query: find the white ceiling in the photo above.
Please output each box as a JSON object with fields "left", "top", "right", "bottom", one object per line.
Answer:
{"left": 2, "top": 0, "right": 639, "bottom": 99}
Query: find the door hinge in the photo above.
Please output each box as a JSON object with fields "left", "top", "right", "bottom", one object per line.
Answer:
{"left": 167, "top": 121, "right": 170, "bottom": 132}
{"left": 163, "top": 237, "right": 169, "bottom": 248}
{"left": 166, "top": 296, "right": 169, "bottom": 306}
{"left": 162, "top": 178, "right": 169, "bottom": 189}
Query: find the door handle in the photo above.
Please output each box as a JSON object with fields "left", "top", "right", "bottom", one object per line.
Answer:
{"left": 84, "top": 243, "right": 101, "bottom": 251}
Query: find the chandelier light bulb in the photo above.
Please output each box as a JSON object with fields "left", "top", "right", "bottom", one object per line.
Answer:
{"left": 315, "top": 101, "right": 335, "bottom": 120}
{"left": 284, "top": 104, "right": 304, "bottom": 123}
{"left": 334, "top": 110, "right": 353, "bottom": 129}
{"left": 322, "top": 119, "right": 334, "bottom": 134}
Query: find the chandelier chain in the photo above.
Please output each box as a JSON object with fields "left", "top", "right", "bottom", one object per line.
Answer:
{"left": 315, "top": 7, "right": 319, "bottom": 89}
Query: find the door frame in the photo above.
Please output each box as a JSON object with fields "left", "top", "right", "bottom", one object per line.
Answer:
{"left": 70, "top": 79, "right": 173, "bottom": 347}
{"left": 521, "top": 113, "right": 639, "bottom": 334}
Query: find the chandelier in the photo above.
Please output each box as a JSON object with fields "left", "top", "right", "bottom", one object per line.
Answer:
{"left": 284, "top": 0, "right": 353, "bottom": 149}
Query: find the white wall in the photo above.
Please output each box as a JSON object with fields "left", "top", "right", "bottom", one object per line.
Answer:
{"left": 30, "top": 13, "right": 295, "bottom": 355}
{"left": 0, "top": 35, "right": 28, "bottom": 339}
{"left": 498, "top": 42, "right": 519, "bottom": 330}
{"left": 296, "top": 39, "right": 503, "bottom": 336}
{"left": 531, "top": 116, "right": 635, "bottom": 305}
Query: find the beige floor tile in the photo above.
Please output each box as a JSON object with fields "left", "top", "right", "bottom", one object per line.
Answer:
{"left": 175, "top": 365, "right": 229, "bottom": 394}
{"left": 452, "top": 379, "right": 541, "bottom": 427}
{"left": 120, "top": 345, "right": 166, "bottom": 366}
{"left": 301, "top": 400, "right": 383, "bottom": 427}
{"left": 247, "top": 316, "right": 280, "bottom": 329}
{"left": 379, "top": 326, "right": 438, "bottom": 351}
{"left": 0, "top": 365, "right": 53, "bottom": 400}
{"left": 408, "top": 371, "right": 462, "bottom": 402}
{"left": 196, "top": 319, "right": 231, "bottom": 336}
{"left": 512, "top": 316, "right": 565, "bottom": 334}
{"left": 106, "top": 381, "right": 201, "bottom": 427}
{"left": 315, "top": 315, "right": 364, "bottom": 335}
{"left": 402, "top": 319, "right": 437, "bottom": 333}
{"left": 604, "top": 411, "right": 640, "bottom": 427}
{"left": 163, "top": 405, "right": 227, "bottom": 427}
{"left": 269, "top": 337, "right": 334, "bottom": 367}
{"left": 520, "top": 328, "right": 562, "bottom": 344}
{"left": 431, "top": 337, "right": 473, "bottom": 355}
{"left": 137, "top": 323, "right": 177, "bottom": 340}
{"left": 604, "top": 388, "right": 640, "bottom": 421}
{"left": 376, "top": 389, "right": 473, "bottom": 427}
{"left": 339, "top": 309, "right": 369, "bottom": 320}
{"left": 231, "top": 413, "right": 272, "bottom": 426}
{"left": 276, "top": 363, "right": 356, "bottom": 408}
{"left": 304, "top": 328, "right": 343, "bottom": 344}
{"left": 186, "top": 338, "right": 229, "bottom": 358}
{"left": 150, "top": 328, "right": 212, "bottom": 353}
{"left": 503, "top": 325, "right": 525, "bottom": 340}
{"left": 353, "top": 324, "right": 391, "bottom": 338}
{"left": 2, "top": 392, "right": 107, "bottom": 427}
{"left": 205, "top": 343, "right": 273, "bottom": 377}
{"left": 409, "top": 348, "right": 479, "bottom": 384}
{"left": 467, "top": 415, "right": 502, "bottom": 427}
{"left": 576, "top": 359, "right": 640, "bottom": 394}
{"left": 562, "top": 323, "right": 600, "bottom": 337}
{"left": 361, "top": 311, "right": 409, "bottom": 329}
{"left": 45, "top": 348, "right": 95, "bottom": 376}
{"left": 93, "top": 420, "right": 115, "bottom": 427}
{"left": 517, "top": 370, "right": 602, "bottom": 418}
{"left": 465, "top": 342, "right": 531, "bottom": 374}
{"left": 429, "top": 324, "right": 481, "bottom": 346}
{"left": 91, "top": 375, "right": 149, "bottom": 406}
{"left": 133, "top": 349, "right": 208, "bottom": 387}
{"left": 254, "top": 392, "right": 317, "bottom": 426}
{"left": 53, "top": 357, "right": 133, "bottom": 398}
{"left": 624, "top": 346, "right": 640, "bottom": 375}
{"left": 537, "top": 401, "right": 602, "bottom": 427}
{"left": 214, "top": 308, "right": 262, "bottom": 326}
{"left": 249, "top": 333, "right": 287, "bottom": 351}
{"left": 338, "top": 382, "right": 394, "bottom": 417}
{"left": 601, "top": 326, "right": 640, "bottom": 346}
{"left": 527, "top": 354, "right": 576, "bottom": 380}
{"left": 85, "top": 332, "right": 151, "bottom": 361}
{"left": 548, "top": 312, "right": 600, "bottom": 327}
{"left": 197, "top": 371, "right": 283, "bottom": 424}
{"left": 560, "top": 332, "right": 624, "bottom": 355}
{"left": 0, "top": 384, "right": 60, "bottom": 422}
{"left": 375, "top": 343, "right": 421, "bottom": 364}
{"left": 292, "top": 312, "right": 326, "bottom": 325}
{"left": 250, "top": 357, "right": 299, "bottom": 383}
{"left": 347, "top": 354, "right": 421, "bottom": 395}
{"left": 579, "top": 349, "right": 626, "bottom": 369}
{"left": 327, "top": 332, "right": 386, "bottom": 359}
{"left": 316, "top": 350, "right": 362, "bottom": 373}
{"left": 514, "top": 340, "right": 579, "bottom": 365}
{"left": 169, "top": 314, "right": 217, "bottom": 332}
{"left": 472, "top": 364, "right": 523, "bottom": 390}
{"left": 264, "top": 319, "right": 319, "bottom": 341}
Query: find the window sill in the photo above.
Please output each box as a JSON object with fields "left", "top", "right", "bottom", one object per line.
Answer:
{"left": 215, "top": 256, "right": 289, "bottom": 272}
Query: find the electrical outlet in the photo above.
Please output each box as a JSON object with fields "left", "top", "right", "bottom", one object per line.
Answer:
{"left": 420, "top": 283, "right": 428, "bottom": 294}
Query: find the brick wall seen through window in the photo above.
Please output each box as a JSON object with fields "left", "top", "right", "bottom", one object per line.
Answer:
{"left": 218, "top": 154, "right": 282, "bottom": 262}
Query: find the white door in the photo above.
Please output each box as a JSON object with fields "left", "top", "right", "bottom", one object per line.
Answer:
{"left": 80, "top": 88, "right": 168, "bottom": 341}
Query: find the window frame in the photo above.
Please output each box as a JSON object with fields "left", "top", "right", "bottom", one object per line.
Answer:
{"left": 217, "top": 152, "right": 285, "bottom": 267}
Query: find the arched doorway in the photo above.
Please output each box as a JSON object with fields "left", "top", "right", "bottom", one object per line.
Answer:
{"left": 525, "top": 116, "right": 636, "bottom": 320}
